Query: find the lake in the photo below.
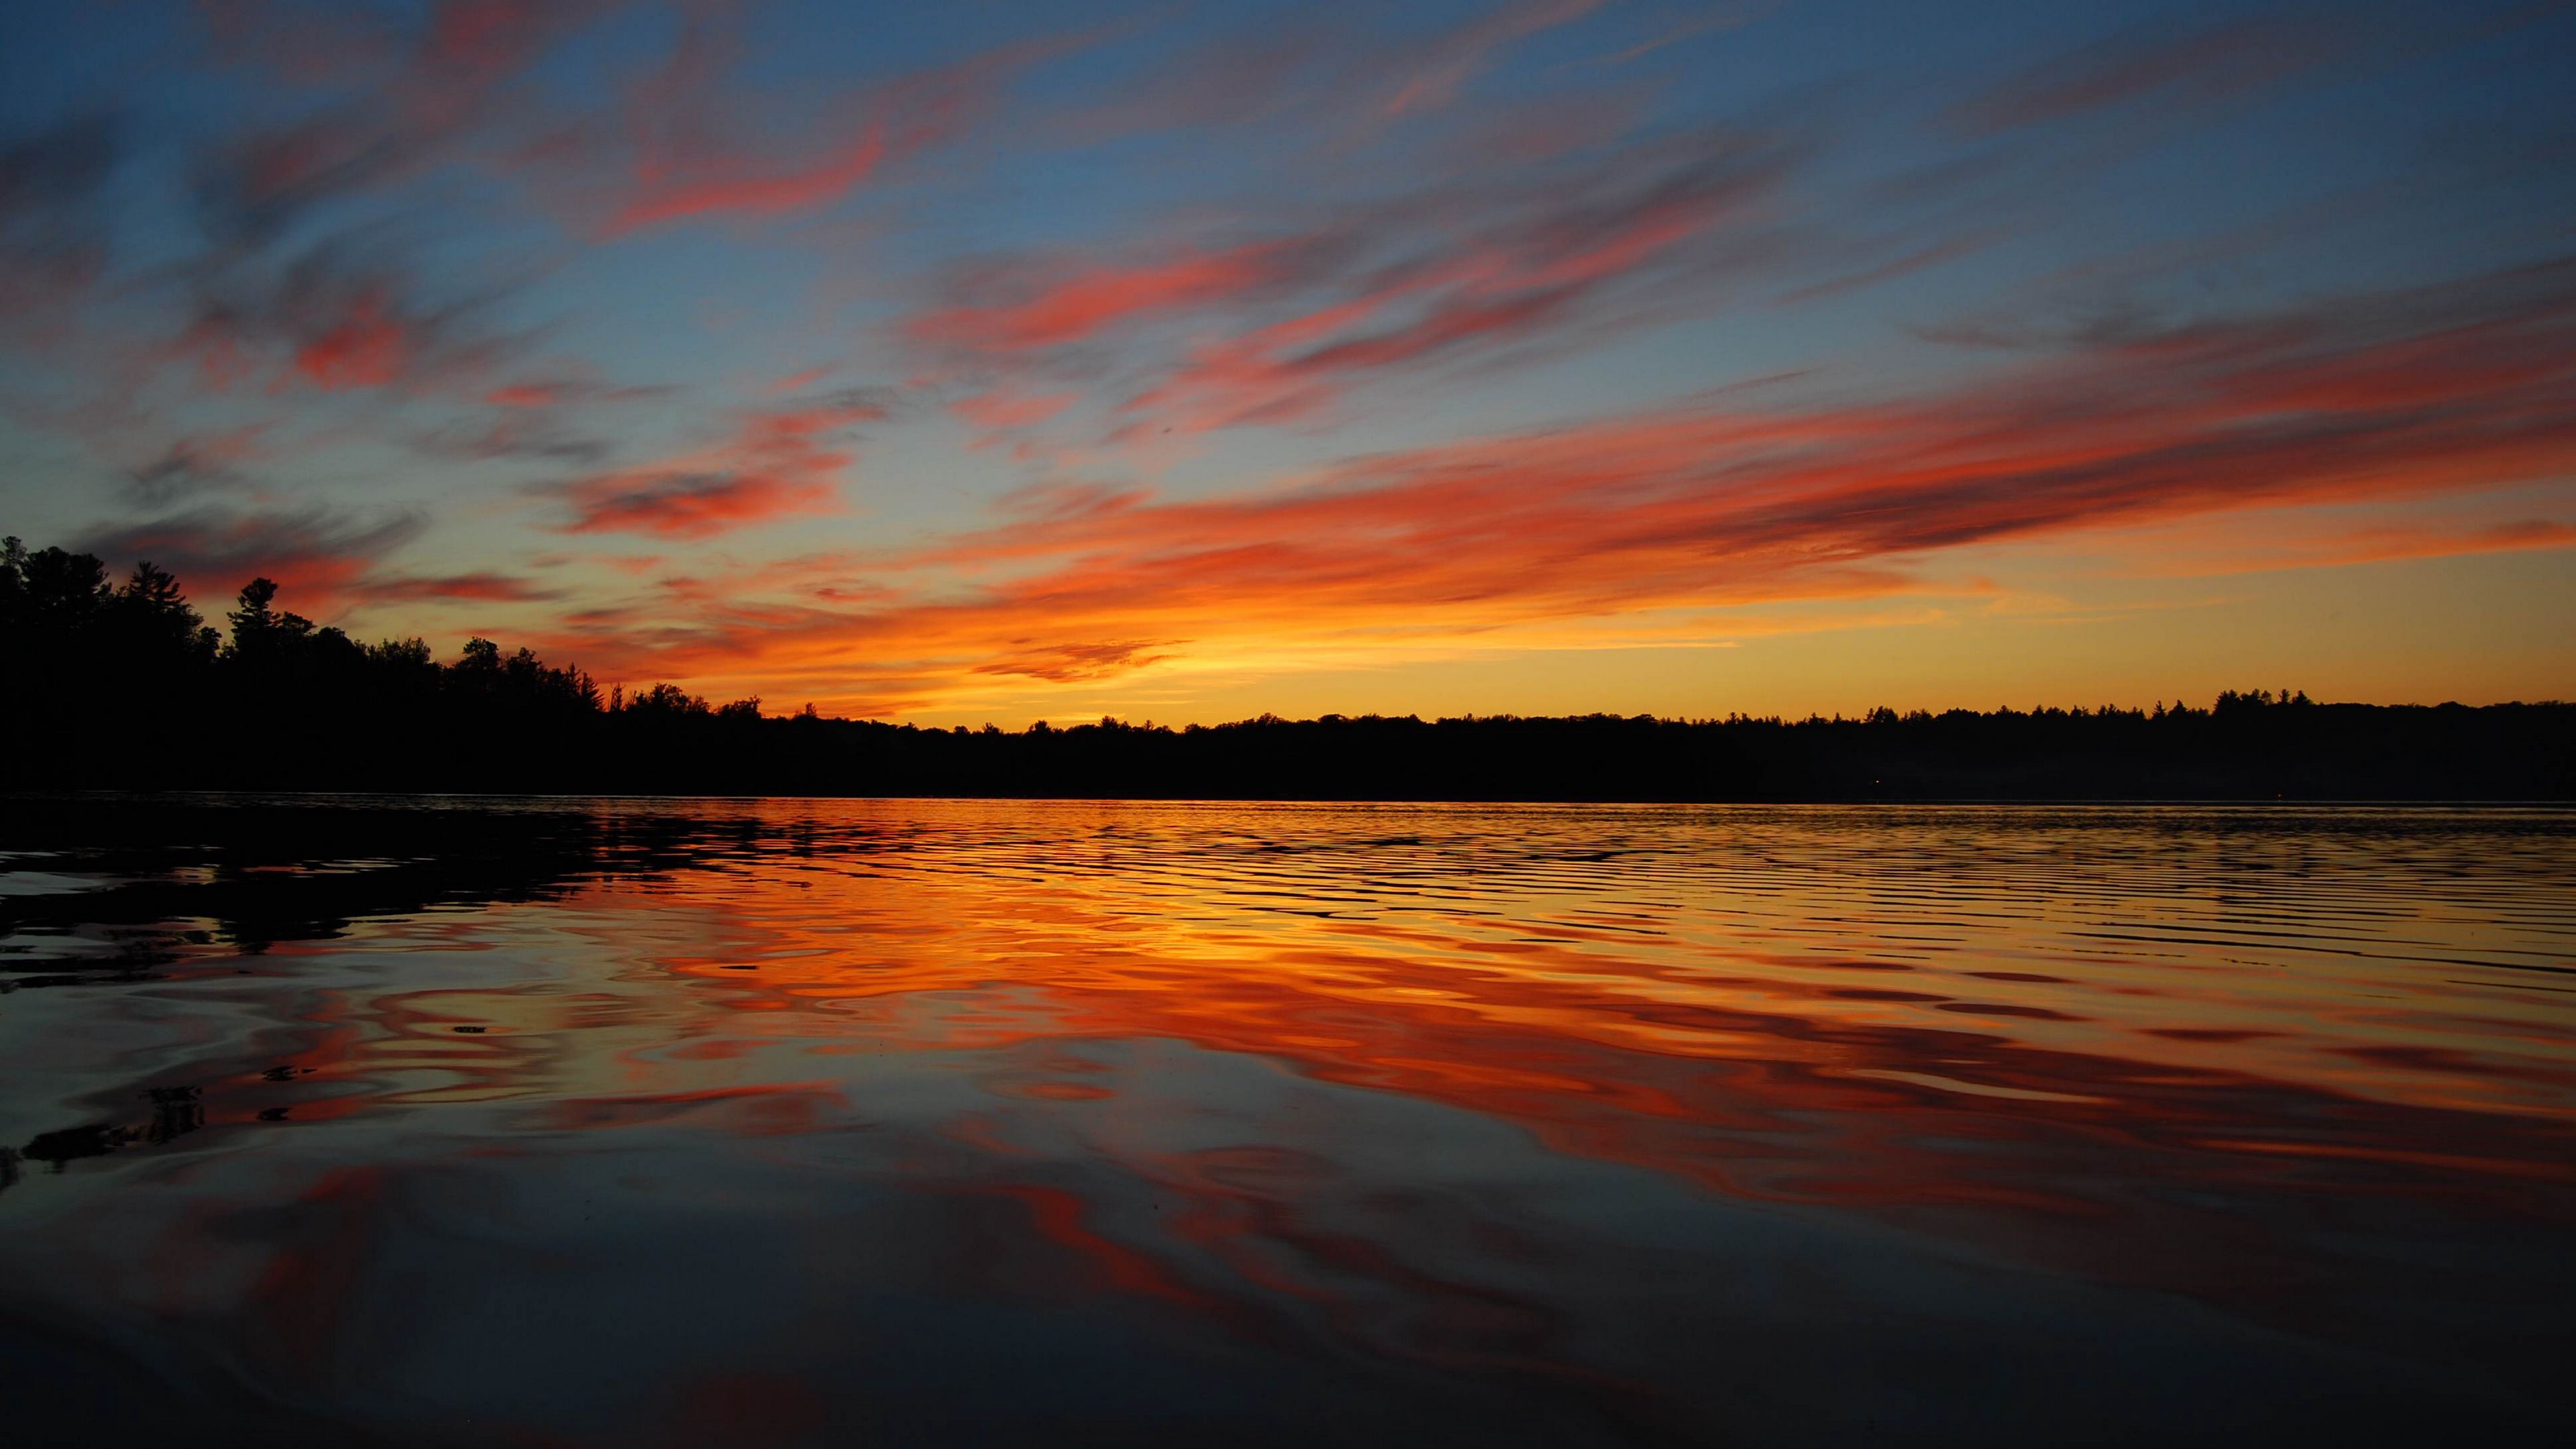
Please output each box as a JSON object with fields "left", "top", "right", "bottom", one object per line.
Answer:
{"left": 2, "top": 797, "right": 2570, "bottom": 1445}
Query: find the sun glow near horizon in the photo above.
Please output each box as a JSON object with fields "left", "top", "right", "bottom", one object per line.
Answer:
{"left": 1, "top": 1, "right": 2569, "bottom": 724}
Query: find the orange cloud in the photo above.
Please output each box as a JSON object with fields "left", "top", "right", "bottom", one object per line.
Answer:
{"left": 551, "top": 399, "right": 881, "bottom": 539}
{"left": 541, "top": 261, "right": 2576, "bottom": 712}
{"left": 948, "top": 389, "right": 1078, "bottom": 431}
{"left": 2125, "top": 517, "right": 2576, "bottom": 578}
{"left": 910, "top": 244, "right": 1295, "bottom": 353}
{"left": 559, "top": 473, "right": 836, "bottom": 541}
{"left": 291, "top": 292, "right": 407, "bottom": 390}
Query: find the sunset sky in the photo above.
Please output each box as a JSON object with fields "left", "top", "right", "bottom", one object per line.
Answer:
{"left": 1, "top": 0, "right": 2569, "bottom": 723}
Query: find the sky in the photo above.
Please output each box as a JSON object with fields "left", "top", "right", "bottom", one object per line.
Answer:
{"left": 1, "top": 0, "right": 2571, "bottom": 724}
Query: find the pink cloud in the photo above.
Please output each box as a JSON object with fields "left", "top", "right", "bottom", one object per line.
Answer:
{"left": 1117, "top": 174, "right": 1753, "bottom": 436}
{"left": 584, "top": 18, "right": 1093, "bottom": 236}
{"left": 551, "top": 399, "right": 881, "bottom": 539}
{"left": 949, "top": 389, "right": 1077, "bottom": 431}
{"left": 539, "top": 262, "right": 2576, "bottom": 710}
{"left": 76, "top": 505, "right": 425, "bottom": 614}
{"left": 1383, "top": 0, "right": 1606, "bottom": 118}
{"left": 557, "top": 473, "right": 835, "bottom": 540}
{"left": 289, "top": 292, "right": 409, "bottom": 389}
{"left": 352, "top": 570, "right": 561, "bottom": 602}
{"left": 607, "top": 124, "right": 890, "bottom": 235}
{"left": 900, "top": 139, "right": 1783, "bottom": 443}
{"left": 910, "top": 244, "right": 1295, "bottom": 353}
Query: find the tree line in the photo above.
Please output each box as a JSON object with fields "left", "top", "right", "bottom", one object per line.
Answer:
{"left": 3, "top": 536, "right": 2569, "bottom": 798}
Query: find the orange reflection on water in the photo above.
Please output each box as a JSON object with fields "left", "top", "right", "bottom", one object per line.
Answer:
{"left": 2, "top": 800, "right": 2571, "bottom": 1442}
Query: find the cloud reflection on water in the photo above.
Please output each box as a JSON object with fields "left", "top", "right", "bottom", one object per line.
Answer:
{"left": 1, "top": 798, "right": 2569, "bottom": 1443}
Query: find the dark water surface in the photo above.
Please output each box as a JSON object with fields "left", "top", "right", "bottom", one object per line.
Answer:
{"left": 2, "top": 796, "right": 2570, "bottom": 1446}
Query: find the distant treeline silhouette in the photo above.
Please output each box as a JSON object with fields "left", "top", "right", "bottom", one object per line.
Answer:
{"left": 5, "top": 536, "right": 2569, "bottom": 798}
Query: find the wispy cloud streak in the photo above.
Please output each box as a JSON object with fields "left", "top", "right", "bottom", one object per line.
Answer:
{"left": 549, "top": 260, "right": 2576, "bottom": 709}
{"left": 548, "top": 396, "right": 884, "bottom": 539}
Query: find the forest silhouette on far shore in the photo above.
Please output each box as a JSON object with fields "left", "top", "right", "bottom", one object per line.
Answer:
{"left": 3, "top": 536, "right": 2569, "bottom": 800}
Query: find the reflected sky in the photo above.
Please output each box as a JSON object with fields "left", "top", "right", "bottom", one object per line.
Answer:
{"left": 3, "top": 798, "right": 2571, "bottom": 1444}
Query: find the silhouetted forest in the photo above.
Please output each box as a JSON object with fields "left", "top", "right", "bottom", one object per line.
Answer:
{"left": 5, "top": 536, "right": 2569, "bottom": 799}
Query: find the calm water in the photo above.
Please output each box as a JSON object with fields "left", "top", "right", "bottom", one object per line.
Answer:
{"left": 1, "top": 797, "right": 2570, "bottom": 1446}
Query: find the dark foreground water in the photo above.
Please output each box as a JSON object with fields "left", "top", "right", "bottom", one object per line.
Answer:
{"left": 1, "top": 797, "right": 2569, "bottom": 1446}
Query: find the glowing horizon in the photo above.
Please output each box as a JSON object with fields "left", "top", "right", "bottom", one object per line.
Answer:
{"left": 2, "top": 1, "right": 2570, "bottom": 725}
